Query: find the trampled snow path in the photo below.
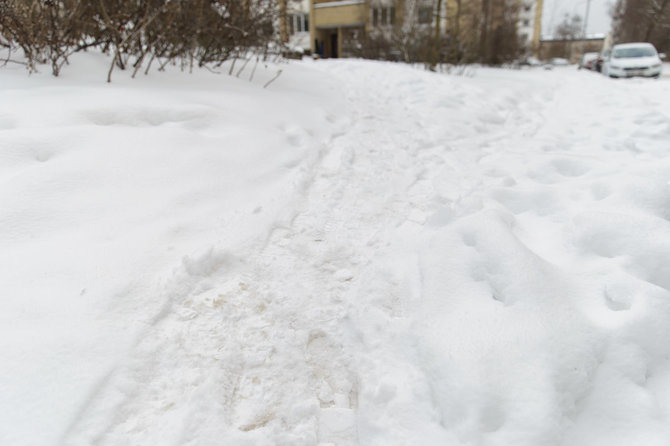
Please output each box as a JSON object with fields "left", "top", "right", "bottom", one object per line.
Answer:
{"left": 2, "top": 59, "right": 670, "bottom": 446}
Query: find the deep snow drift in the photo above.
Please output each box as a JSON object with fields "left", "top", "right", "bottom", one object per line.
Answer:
{"left": 1, "top": 56, "right": 670, "bottom": 446}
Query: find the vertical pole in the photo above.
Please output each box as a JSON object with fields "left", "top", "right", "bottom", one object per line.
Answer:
{"left": 310, "top": 0, "right": 316, "bottom": 54}
{"left": 532, "top": 0, "right": 544, "bottom": 57}
{"left": 279, "top": 0, "right": 288, "bottom": 43}
{"left": 431, "top": 0, "right": 443, "bottom": 69}
{"left": 480, "top": 0, "right": 490, "bottom": 63}
{"left": 338, "top": 26, "right": 343, "bottom": 58}
{"left": 580, "top": 0, "right": 591, "bottom": 61}
{"left": 582, "top": 0, "right": 592, "bottom": 38}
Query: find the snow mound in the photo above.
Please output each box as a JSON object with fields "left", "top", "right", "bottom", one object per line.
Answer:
{"left": 1, "top": 56, "right": 670, "bottom": 445}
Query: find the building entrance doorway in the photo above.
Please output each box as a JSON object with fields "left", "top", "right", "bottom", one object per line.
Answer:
{"left": 330, "top": 32, "right": 338, "bottom": 58}
{"left": 315, "top": 28, "right": 340, "bottom": 58}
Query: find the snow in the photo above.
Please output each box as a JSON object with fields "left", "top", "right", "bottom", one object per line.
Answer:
{"left": 1, "top": 56, "right": 670, "bottom": 446}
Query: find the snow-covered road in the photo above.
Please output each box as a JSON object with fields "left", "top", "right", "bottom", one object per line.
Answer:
{"left": 2, "top": 58, "right": 670, "bottom": 446}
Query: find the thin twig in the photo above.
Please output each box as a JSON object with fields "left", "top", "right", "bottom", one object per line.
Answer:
{"left": 263, "top": 69, "right": 282, "bottom": 89}
{"left": 107, "top": 7, "right": 162, "bottom": 82}
{"left": 132, "top": 52, "right": 145, "bottom": 78}
{"left": 228, "top": 55, "right": 237, "bottom": 75}
{"left": 2, "top": 58, "right": 29, "bottom": 67}
{"left": 158, "top": 57, "right": 171, "bottom": 71}
{"left": 203, "top": 64, "right": 221, "bottom": 74}
{"left": 249, "top": 55, "right": 259, "bottom": 82}
{"left": 144, "top": 53, "right": 156, "bottom": 75}
{"left": 236, "top": 56, "right": 251, "bottom": 77}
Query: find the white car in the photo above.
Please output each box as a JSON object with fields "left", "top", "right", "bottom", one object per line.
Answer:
{"left": 604, "top": 43, "right": 663, "bottom": 78}
{"left": 579, "top": 52, "right": 599, "bottom": 70}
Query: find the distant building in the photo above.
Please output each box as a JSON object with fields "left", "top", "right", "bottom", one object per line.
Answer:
{"left": 517, "top": 0, "right": 543, "bottom": 56}
{"left": 284, "top": 0, "right": 544, "bottom": 58}
{"left": 285, "top": 0, "right": 311, "bottom": 51}
{"left": 309, "top": 0, "right": 369, "bottom": 58}
{"left": 539, "top": 36, "right": 605, "bottom": 62}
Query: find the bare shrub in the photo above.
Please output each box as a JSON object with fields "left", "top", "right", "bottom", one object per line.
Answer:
{"left": 0, "top": 0, "right": 286, "bottom": 80}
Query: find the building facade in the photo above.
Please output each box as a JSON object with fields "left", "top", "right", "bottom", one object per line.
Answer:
{"left": 284, "top": 0, "right": 312, "bottom": 51}
{"left": 539, "top": 36, "right": 605, "bottom": 63}
{"left": 285, "top": 0, "right": 544, "bottom": 58}
{"left": 517, "top": 0, "right": 543, "bottom": 55}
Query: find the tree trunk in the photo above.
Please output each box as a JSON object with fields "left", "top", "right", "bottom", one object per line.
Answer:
{"left": 480, "top": 0, "right": 490, "bottom": 63}
{"left": 455, "top": 0, "right": 462, "bottom": 38}
{"left": 430, "top": 0, "right": 443, "bottom": 69}
{"left": 279, "top": 0, "right": 288, "bottom": 43}
{"left": 644, "top": 0, "right": 670, "bottom": 41}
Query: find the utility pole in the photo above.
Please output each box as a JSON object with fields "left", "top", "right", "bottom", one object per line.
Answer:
{"left": 580, "top": 0, "right": 592, "bottom": 61}
{"left": 582, "top": 0, "right": 592, "bottom": 38}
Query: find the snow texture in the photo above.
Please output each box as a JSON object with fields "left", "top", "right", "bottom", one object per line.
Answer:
{"left": 1, "top": 57, "right": 670, "bottom": 446}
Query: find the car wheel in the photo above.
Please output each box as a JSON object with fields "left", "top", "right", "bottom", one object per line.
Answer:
{"left": 609, "top": 74, "right": 618, "bottom": 78}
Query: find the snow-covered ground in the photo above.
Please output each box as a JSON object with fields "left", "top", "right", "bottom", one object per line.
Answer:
{"left": 2, "top": 55, "right": 670, "bottom": 446}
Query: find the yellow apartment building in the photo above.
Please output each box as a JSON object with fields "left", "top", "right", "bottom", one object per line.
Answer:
{"left": 289, "top": 0, "right": 543, "bottom": 59}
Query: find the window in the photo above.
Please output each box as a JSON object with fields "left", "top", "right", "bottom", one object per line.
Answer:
{"left": 613, "top": 46, "right": 656, "bottom": 58}
{"left": 418, "top": 6, "right": 432, "bottom": 24}
{"left": 372, "top": 6, "right": 395, "bottom": 27}
{"left": 289, "top": 13, "right": 309, "bottom": 34}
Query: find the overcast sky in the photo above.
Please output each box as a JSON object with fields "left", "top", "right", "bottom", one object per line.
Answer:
{"left": 542, "top": 0, "right": 614, "bottom": 38}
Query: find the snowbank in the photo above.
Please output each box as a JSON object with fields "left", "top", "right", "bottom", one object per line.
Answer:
{"left": 1, "top": 56, "right": 670, "bottom": 446}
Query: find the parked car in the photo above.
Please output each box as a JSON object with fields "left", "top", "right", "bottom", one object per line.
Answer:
{"left": 603, "top": 42, "right": 663, "bottom": 78}
{"left": 550, "top": 57, "right": 570, "bottom": 66}
{"left": 519, "top": 56, "right": 542, "bottom": 67}
{"left": 544, "top": 57, "right": 570, "bottom": 70}
{"left": 579, "top": 52, "right": 599, "bottom": 70}
{"left": 594, "top": 50, "right": 610, "bottom": 72}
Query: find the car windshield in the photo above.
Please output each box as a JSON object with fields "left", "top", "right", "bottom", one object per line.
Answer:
{"left": 613, "top": 47, "right": 656, "bottom": 58}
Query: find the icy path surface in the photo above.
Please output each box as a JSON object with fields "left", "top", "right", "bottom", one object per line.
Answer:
{"left": 2, "top": 60, "right": 670, "bottom": 446}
